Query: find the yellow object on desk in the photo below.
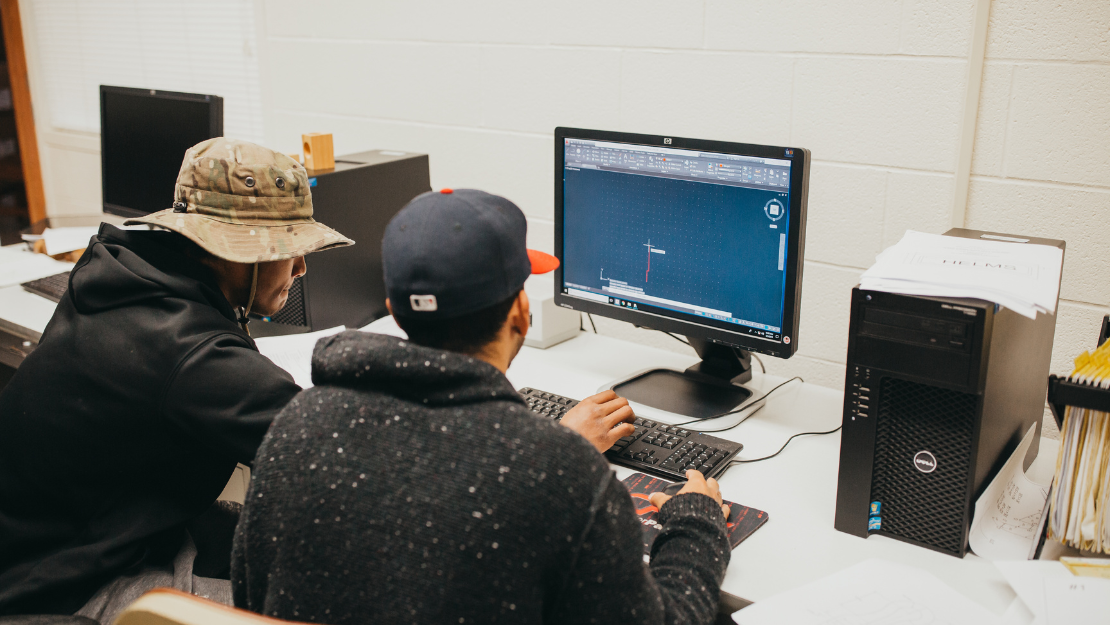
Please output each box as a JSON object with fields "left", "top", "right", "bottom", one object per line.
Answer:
{"left": 1061, "top": 556, "right": 1110, "bottom": 579}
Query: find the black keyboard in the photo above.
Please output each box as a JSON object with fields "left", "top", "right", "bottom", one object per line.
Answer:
{"left": 519, "top": 387, "right": 743, "bottom": 480}
{"left": 21, "top": 271, "right": 71, "bottom": 303}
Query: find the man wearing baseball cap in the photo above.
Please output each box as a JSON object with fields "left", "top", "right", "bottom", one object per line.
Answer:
{"left": 233, "top": 189, "right": 731, "bottom": 624}
{"left": 0, "top": 138, "right": 352, "bottom": 620}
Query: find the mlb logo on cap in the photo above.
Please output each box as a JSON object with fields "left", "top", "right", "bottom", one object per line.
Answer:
{"left": 410, "top": 295, "right": 438, "bottom": 312}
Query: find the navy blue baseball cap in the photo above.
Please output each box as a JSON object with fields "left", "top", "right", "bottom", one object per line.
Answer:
{"left": 383, "top": 188, "right": 559, "bottom": 319}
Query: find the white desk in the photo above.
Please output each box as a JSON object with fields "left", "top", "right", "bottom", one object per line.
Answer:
{"left": 365, "top": 316, "right": 1046, "bottom": 618}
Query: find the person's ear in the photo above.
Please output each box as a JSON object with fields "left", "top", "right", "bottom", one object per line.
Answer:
{"left": 508, "top": 289, "right": 530, "bottom": 338}
{"left": 385, "top": 299, "right": 394, "bottom": 317}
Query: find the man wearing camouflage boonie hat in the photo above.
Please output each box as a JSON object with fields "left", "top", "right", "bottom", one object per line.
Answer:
{"left": 0, "top": 138, "right": 352, "bottom": 621}
{"left": 128, "top": 137, "right": 353, "bottom": 331}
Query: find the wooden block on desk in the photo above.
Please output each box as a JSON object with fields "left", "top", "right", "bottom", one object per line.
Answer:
{"left": 302, "top": 133, "right": 334, "bottom": 170}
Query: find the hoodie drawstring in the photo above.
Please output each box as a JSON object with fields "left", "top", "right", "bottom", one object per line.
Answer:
{"left": 237, "top": 263, "right": 258, "bottom": 334}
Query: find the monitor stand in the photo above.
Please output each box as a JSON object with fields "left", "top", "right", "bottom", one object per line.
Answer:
{"left": 611, "top": 336, "right": 755, "bottom": 419}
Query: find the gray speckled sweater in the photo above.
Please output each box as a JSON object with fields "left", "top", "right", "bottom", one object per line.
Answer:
{"left": 232, "top": 331, "right": 729, "bottom": 624}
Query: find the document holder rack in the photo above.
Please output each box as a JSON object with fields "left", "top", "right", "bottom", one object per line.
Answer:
{"left": 1030, "top": 314, "right": 1110, "bottom": 558}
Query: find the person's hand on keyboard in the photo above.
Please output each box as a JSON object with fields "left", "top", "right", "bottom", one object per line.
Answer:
{"left": 559, "top": 390, "right": 636, "bottom": 453}
{"left": 648, "top": 470, "right": 731, "bottom": 519}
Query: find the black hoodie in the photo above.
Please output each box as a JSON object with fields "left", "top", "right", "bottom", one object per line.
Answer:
{"left": 0, "top": 224, "right": 300, "bottom": 615}
{"left": 232, "top": 331, "right": 730, "bottom": 624}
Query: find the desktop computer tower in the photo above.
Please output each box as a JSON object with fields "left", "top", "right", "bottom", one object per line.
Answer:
{"left": 833, "top": 229, "right": 1064, "bottom": 557}
{"left": 259, "top": 150, "right": 430, "bottom": 332}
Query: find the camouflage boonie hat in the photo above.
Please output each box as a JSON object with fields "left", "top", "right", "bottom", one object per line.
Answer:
{"left": 125, "top": 138, "right": 353, "bottom": 263}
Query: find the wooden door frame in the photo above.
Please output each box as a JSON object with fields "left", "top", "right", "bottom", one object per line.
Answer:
{"left": 0, "top": 0, "right": 45, "bottom": 224}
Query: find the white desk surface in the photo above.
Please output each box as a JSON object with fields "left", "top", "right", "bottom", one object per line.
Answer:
{"left": 365, "top": 316, "right": 1046, "bottom": 617}
{"left": 0, "top": 285, "right": 58, "bottom": 339}
{"left": 0, "top": 244, "right": 67, "bottom": 340}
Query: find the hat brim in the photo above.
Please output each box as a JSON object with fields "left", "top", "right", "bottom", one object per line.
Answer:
{"left": 528, "top": 249, "right": 559, "bottom": 274}
{"left": 126, "top": 209, "right": 354, "bottom": 263}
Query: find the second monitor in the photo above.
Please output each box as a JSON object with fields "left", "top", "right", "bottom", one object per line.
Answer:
{"left": 554, "top": 128, "right": 810, "bottom": 418}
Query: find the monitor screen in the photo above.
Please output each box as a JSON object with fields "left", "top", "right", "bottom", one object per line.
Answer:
{"left": 554, "top": 129, "right": 808, "bottom": 358}
{"left": 100, "top": 86, "right": 223, "bottom": 217}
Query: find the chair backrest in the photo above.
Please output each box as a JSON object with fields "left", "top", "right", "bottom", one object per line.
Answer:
{"left": 112, "top": 588, "right": 299, "bottom": 625}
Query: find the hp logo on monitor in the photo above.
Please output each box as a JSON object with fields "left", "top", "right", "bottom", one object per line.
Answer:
{"left": 663, "top": 138, "right": 672, "bottom": 144}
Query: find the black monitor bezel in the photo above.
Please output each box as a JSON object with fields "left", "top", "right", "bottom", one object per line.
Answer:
{"left": 553, "top": 127, "right": 809, "bottom": 359}
{"left": 99, "top": 85, "right": 224, "bottom": 218}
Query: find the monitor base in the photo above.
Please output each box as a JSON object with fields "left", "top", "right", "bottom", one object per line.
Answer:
{"left": 612, "top": 369, "right": 754, "bottom": 420}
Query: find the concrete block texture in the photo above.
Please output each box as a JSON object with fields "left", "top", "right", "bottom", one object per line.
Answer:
{"left": 969, "top": 62, "right": 1014, "bottom": 177}
{"left": 480, "top": 47, "right": 621, "bottom": 134}
{"left": 547, "top": 0, "right": 705, "bottom": 49}
{"left": 966, "top": 178, "right": 1110, "bottom": 306}
{"left": 1051, "top": 301, "right": 1109, "bottom": 377}
{"left": 792, "top": 57, "right": 966, "bottom": 172}
{"left": 703, "top": 0, "right": 902, "bottom": 54}
{"left": 803, "top": 162, "right": 887, "bottom": 269}
{"left": 270, "top": 110, "right": 554, "bottom": 220}
{"left": 262, "top": 0, "right": 553, "bottom": 45}
{"left": 795, "top": 261, "right": 863, "bottom": 364}
{"left": 900, "top": 0, "right": 976, "bottom": 57}
{"left": 268, "top": 40, "right": 485, "bottom": 127}
{"left": 526, "top": 218, "right": 555, "bottom": 255}
{"left": 986, "top": 0, "right": 1110, "bottom": 62}
{"left": 1004, "top": 64, "right": 1110, "bottom": 187}
{"left": 618, "top": 51, "right": 793, "bottom": 146}
{"left": 881, "top": 170, "right": 954, "bottom": 248}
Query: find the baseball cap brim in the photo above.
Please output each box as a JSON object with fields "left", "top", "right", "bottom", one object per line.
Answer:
{"left": 528, "top": 249, "right": 559, "bottom": 274}
{"left": 125, "top": 209, "right": 354, "bottom": 263}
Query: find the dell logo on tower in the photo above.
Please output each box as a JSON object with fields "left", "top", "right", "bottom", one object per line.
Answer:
{"left": 663, "top": 138, "right": 672, "bottom": 144}
{"left": 913, "top": 451, "right": 937, "bottom": 473}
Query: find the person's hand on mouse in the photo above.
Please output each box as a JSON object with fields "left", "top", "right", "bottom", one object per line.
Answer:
{"left": 649, "top": 470, "right": 730, "bottom": 519}
{"left": 558, "top": 390, "right": 636, "bottom": 453}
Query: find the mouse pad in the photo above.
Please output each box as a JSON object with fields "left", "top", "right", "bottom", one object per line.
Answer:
{"left": 621, "top": 472, "right": 769, "bottom": 555}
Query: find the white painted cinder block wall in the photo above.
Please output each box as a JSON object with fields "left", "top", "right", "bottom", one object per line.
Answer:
{"left": 25, "top": 1, "right": 1110, "bottom": 438}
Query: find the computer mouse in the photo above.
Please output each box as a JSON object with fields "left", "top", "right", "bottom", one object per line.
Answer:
{"left": 662, "top": 481, "right": 686, "bottom": 497}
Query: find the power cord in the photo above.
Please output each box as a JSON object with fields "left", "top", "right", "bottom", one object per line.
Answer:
{"left": 586, "top": 313, "right": 598, "bottom": 334}
{"left": 663, "top": 331, "right": 689, "bottom": 346}
{"left": 674, "top": 376, "right": 804, "bottom": 433}
{"left": 752, "top": 353, "right": 766, "bottom": 374}
{"left": 725, "top": 425, "right": 843, "bottom": 467}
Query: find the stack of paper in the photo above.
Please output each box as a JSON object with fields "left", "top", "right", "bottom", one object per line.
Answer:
{"left": 732, "top": 559, "right": 1000, "bottom": 625}
{"left": 996, "top": 560, "right": 1110, "bottom": 625}
{"left": 859, "top": 231, "right": 1063, "bottom": 319}
{"left": 1047, "top": 340, "right": 1110, "bottom": 554}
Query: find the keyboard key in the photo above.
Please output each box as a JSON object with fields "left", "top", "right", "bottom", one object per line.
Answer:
{"left": 618, "top": 436, "right": 635, "bottom": 444}
{"left": 648, "top": 457, "right": 658, "bottom": 464}
{"left": 644, "top": 420, "right": 658, "bottom": 428}
{"left": 698, "top": 464, "right": 712, "bottom": 474}
{"left": 662, "top": 441, "right": 677, "bottom": 449}
{"left": 634, "top": 418, "right": 645, "bottom": 426}
{"left": 678, "top": 430, "right": 691, "bottom": 437}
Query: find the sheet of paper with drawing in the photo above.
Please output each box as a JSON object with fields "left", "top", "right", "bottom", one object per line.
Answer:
{"left": 969, "top": 424, "right": 1049, "bottom": 560}
{"left": 254, "top": 326, "right": 345, "bottom": 388}
{"left": 731, "top": 559, "right": 999, "bottom": 625}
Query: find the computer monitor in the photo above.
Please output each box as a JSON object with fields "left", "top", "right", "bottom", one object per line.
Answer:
{"left": 554, "top": 128, "right": 809, "bottom": 418}
{"left": 100, "top": 86, "right": 223, "bottom": 218}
